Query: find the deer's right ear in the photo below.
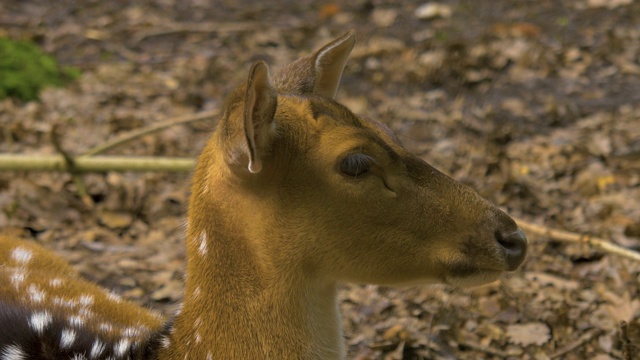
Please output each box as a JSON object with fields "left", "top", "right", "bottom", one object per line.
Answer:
{"left": 243, "top": 61, "right": 277, "bottom": 174}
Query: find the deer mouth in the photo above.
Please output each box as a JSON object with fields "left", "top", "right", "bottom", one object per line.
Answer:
{"left": 439, "top": 257, "right": 509, "bottom": 288}
{"left": 444, "top": 269, "right": 504, "bottom": 288}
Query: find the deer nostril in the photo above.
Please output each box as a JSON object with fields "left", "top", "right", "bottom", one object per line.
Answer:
{"left": 496, "top": 228, "right": 528, "bottom": 271}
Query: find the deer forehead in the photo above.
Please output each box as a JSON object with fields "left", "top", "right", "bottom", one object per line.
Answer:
{"left": 274, "top": 96, "right": 401, "bottom": 154}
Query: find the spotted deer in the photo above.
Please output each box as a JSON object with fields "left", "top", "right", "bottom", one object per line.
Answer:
{"left": 0, "top": 31, "right": 526, "bottom": 359}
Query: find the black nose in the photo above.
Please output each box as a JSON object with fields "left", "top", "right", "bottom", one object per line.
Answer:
{"left": 496, "top": 228, "right": 527, "bottom": 271}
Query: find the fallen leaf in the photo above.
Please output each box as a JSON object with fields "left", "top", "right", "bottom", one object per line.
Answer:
{"left": 319, "top": 3, "right": 340, "bottom": 19}
{"left": 507, "top": 322, "right": 551, "bottom": 346}
{"left": 414, "top": 3, "right": 452, "bottom": 19}
{"left": 97, "top": 209, "right": 133, "bottom": 229}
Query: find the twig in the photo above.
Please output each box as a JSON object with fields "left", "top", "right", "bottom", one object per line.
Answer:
{"left": 619, "top": 321, "right": 635, "bottom": 360}
{"left": 0, "top": 155, "right": 194, "bottom": 172}
{"left": 132, "top": 21, "right": 260, "bottom": 44}
{"left": 83, "top": 110, "right": 218, "bottom": 156}
{"left": 51, "top": 124, "right": 94, "bottom": 207}
{"left": 458, "top": 340, "right": 521, "bottom": 357}
{"left": 514, "top": 217, "right": 640, "bottom": 262}
{"left": 549, "top": 329, "right": 600, "bottom": 359}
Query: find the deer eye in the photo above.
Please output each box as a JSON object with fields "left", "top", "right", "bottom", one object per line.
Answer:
{"left": 339, "top": 154, "right": 374, "bottom": 178}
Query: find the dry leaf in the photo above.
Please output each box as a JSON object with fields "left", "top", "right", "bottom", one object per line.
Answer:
{"left": 507, "top": 323, "right": 551, "bottom": 346}
{"left": 414, "top": 3, "right": 452, "bottom": 19}
{"left": 587, "top": 0, "right": 632, "bottom": 9}
{"left": 603, "top": 292, "right": 640, "bottom": 323}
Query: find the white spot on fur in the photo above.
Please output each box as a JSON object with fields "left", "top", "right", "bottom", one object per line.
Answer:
{"left": 151, "top": 310, "right": 164, "bottom": 320}
{"left": 122, "top": 327, "right": 139, "bottom": 338}
{"left": 198, "top": 231, "right": 208, "bottom": 256}
{"left": 68, "top": 315, "right": 84, "bottom": 327}
{"left": 10, "top": 247, "right": 32, "bottom": 264}
{"left": 99, "top": 322, "right": 114, "bottom": 333}
{"left": 193, "top": 286, "right": 201, "bottom": 299}
{"left": 79, "top": 295, "right": 94, "bottom": 306}
{"left": 194, "top": 316, "right": 202, "bottom": 329}
{"left": 29, "top": 311, "right": 52, "bottom": 335}
{"left": 60, "top": 328, "right": 76, "bottom": 348}
{"left": 206, "top": 352, "right": 213, "bottom": 360}
{"left": 90, "top": 339, "right": 105, "bottom": 358}
{"left": 0, "top": 344, "right": 27, "bottom": 360}
{"left": 195, "top": 332, "right": 202, "bottom": 344}
{"left": 27, "top": 284, "right": 46, "bottom": 303}
{"left": 71, "top": 354, "right": 86, "bottom": 360}
{"left": 78, "top": 308, "right": 94, "bottom": 319}
{"left": 161, "top": 336, "right": 171, "bottom": 348}
{"left": 10, "top": 269, "right": 26, "bottom": 287}
{"left": 49, "top": 278, "right": 63, "bottom": 287}
{"left": 114, "top": 338, "right": 130, "bottom": 356}
{"left": 53, "top": 297, "right": 78, "bottom": 308}
{"left": 105, "top": 291, "right": 122, "bottom": 303}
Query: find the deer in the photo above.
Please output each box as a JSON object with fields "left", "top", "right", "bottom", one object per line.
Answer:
{"left": 0, "top": 30, "right": 527, "bottom": 359}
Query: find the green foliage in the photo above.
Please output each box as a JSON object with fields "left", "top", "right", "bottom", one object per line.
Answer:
{"left": 0, "top": 37, "right": 80, "bottom": 101}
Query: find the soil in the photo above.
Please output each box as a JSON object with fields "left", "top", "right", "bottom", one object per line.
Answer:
{"left": 1, "top": 0, "right": 640, "bottom": 359}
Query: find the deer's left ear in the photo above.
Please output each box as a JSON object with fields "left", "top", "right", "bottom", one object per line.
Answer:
{"left": 244, "top": 61, "right": 277, "bottom": 174}
{"left": 311, "top": 30, "right": 356, "bottom": 99}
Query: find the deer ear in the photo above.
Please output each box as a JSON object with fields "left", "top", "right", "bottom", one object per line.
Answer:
{"left": 311, "top": 30, "right": 356, "bottom": 99}
{"left": 244, "top": 61, "right": 277, "bottom": 174}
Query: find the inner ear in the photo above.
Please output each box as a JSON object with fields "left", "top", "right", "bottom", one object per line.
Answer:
{"left": 244, "top": 61, "right": 277, "bottom": 174}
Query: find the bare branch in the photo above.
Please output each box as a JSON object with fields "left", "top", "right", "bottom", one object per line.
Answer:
{"left": 51, "top": 124, "right": 94, "bottom": 207}
{"left": 0, "top": 154, "right": 194, "bottom": 172}
{"left": 132, "top": 21, "right": 260, "bottom": 44}
{"left": 83, "top": 110, "right": 218, "bottom": 156}
{"left": 515, "top": 218, "right": 640, "bottom": 262}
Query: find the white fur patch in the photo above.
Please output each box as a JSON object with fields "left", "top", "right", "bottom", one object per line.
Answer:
{"left": 105, "top": 291, "right": 122, "bottom": 303}
{"left": 114, "top": 338, "right": 131, "bottom": 356}
{"left": 27, "top": 284, "right": 46, "bottom": 303}
{"left": 122, "top": 326, "right": 139, "bottom": 338}
{"left": 0, "top": 344, "right": 27, "bottom": 360}
{"left": 10, "top": 247, "right": 32, "bottom": 265}
{"left": 198, "top": 231, "right": 208, "bottom": 256}
{"left": 99, "top": 323, "right": 113, "bottom": 333}
{"left": 60, "top": 328, "right": 76, "bottom": 348}
{"left": 49, "top": 278, "right": 64, "bottom": 287}
{"left": 90, "top": 339, "right": 105, "bottom": 358}
{"left": 78, "top": 295, "right": 94, "bottom": 306}
{"left": 53, "top": 297, "right": 77, "bottom": 308}
{"left": 160, "top": 336, "right": 171, "bottom": 348}
{"left": 10, "top": 270, "right": 26, "bottom": 287}
{"left": 29, "top": 311, "right": 52, "bottom": 335}
{"left": 193, "top": 316, "right": 203, "bottom": 329}
{"left": 67, "top": 315, "right": 84, "bottom": 327}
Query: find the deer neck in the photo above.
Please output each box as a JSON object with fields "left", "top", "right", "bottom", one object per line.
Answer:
{"left": 164, "top": 195, "right": 344, "bottom": 359}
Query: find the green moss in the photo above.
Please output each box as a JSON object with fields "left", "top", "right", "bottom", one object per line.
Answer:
{"left": 0, "top": 38, "right": 81, "bottom": 101}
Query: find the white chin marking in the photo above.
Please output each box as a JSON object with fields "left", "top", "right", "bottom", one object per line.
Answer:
{"left": 446, "top": 271, "right": 502, "bottom": 288}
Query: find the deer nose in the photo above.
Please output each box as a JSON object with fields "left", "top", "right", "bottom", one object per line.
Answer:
{"left": 496, "top": 228, "right": 527, "bottom": 271}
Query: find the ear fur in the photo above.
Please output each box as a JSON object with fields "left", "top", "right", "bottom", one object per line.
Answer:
{"left": 272, "top": 30, "right": 356, "bottom": 99}
{"left": 244, "top": 61, "right": 277, "bottom": 173}
{"left": 312, "top": 30, "right": 356, "bottom": 98}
